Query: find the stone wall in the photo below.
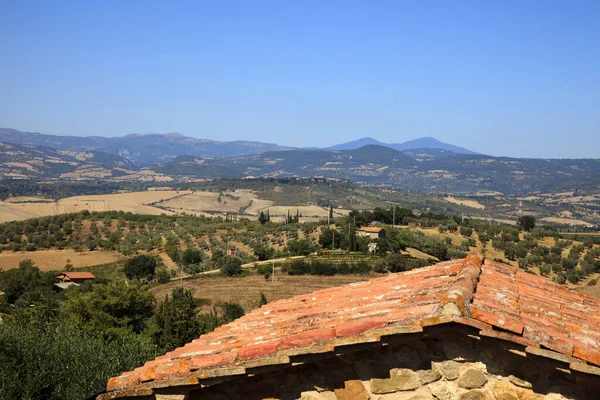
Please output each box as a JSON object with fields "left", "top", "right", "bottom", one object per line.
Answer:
{"left": 181, "top": 324, "right": 600, "bottom": 400}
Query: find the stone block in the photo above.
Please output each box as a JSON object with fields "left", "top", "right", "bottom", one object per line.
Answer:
{"left": 520, "top": 392, "right": 544, "bottom": 400}
{"left": 374, "top": 387, "right": 434, "bottom": 400}
{"left": 370, "top": 368, "right": 420, "bottom": 394}
{"left": 334, "top": 380, "right": 369, "bottom": 400}
{"left": 300, "top": 391, "right": 337, "bottom": 400}
{"left": 457, "top": 368, "right": 487, "bottom": 389}
{"left": 490, "top": 381, "right": 519, "bottom": 400}
{"left": 436, "top": 361, "right": 460, "bottom": 381}
{"left": 417, "top": 367, "right": 442, "bottom": 384}
{"left": 428, "top": 381, "right": 459, "bottom": 400}
{"left": 508, "top": 375, "right": 532, "bottom": 389}
{"left": 458, "top": 390, "right": 486, "bottom": 400}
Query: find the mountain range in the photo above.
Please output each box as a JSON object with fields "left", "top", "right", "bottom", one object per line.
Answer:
{"left": 0, "top": 128, "right": 478, "bottom": 166}
{"left": 324, "top": 137, "right": 478, "bottom": 155}
{"left": 0, "top": 128, "right": 598, "bottom": 195}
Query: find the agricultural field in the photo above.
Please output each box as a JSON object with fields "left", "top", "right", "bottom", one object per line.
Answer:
{"left": 0, "top": 190, "right": 187, "bottom": 223}
{"left": 0, "top": 249, "right": 124, "bottom": 271}
{"left": 157, "top": 190, "right": 273, "bottom": 217}
{"left": 444, "top": 196, "right": 486, "bottom": 210}
{"left": 151, "top": 273, "right": 370, "bottom": 312}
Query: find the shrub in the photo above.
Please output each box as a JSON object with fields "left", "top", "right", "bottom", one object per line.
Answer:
{"left": 221, "top": 257, "right": 243, "bottom": 276}
{"left": 155, "top": 267, "right": 171, "bottom": 284}
{"left": 123, "top": 255, "right": 157, "bottom": 280}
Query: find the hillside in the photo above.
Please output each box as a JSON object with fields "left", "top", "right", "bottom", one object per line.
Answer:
{"left": 0, "top": 141, "right": 133, "bottom": 179}
{"left": 0, "top": 128, "right": 292, "bottom": 166}
{"left": 154, "top": 145, "right": 600, "bottom": 195}
{"left": 1, "top": 129, "right": 599, "bottom": 196}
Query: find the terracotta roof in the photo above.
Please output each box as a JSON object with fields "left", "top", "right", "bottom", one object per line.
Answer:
{"left": 56, "top": 272, "right": 96, "bottom": 280}
{"left": 0, "top": 291, "right": 5, "bottom": 296}
{"left": 100, "top": 255, "right": 600, "bottom": 398}
{"left": 357, "top": 226, "right": 384, "bottom": 233}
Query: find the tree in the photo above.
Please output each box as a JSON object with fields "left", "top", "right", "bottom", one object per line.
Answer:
{"left": 123, "top": 255, "right": 157, "bottom": 280}
{"left": 155, "top": 267, "right": 171, "bottom": 283}
{"left": 253, "top": 245, "right": 275, "bottom": 261}
{"left": 62, "top": 280, "right": 155, "bottom": 339}
{"left": 258, "top": 292, "right": 268, "bottom": 307}
{"left": 517, "top": 216, "right": 536, "bottom": 232}
{"left": 221, "top": 302, "right": 245, "bottom": 323}
{"left": 258, "top": 211, "right": 270, "bottom": 224}
{"left": 180, "top": 248, "right": 203, "bottom": 267}
{"left": 318, "top": 227, "right": 340, "bottom": 249}
{"left": 285, "top": 239, "right": 314, "bottom": 256}
{"left": 221, "top": 256, "right": 243, "bottom": 276}
{"left": 386, "top": 253, "right": 407, "bottom": 273}
{"left": 151, "top": 287, "right": 201, "bottom": 352}
{"left": 0, "top": 259, "right": 44, "bottom": 304}
{"left": 0, "top": 319, "right": 156, "bottom": 400}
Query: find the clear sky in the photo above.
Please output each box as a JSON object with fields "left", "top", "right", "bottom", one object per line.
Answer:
{"left": 1, "top": 1, "right": 599, "bottom": 158}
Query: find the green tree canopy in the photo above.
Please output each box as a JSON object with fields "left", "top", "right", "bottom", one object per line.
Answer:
{"left": 61, "top": 280, "right": 155, "bottom": 339}
{"left": 123, "top": 254, "right": 157, "bottom": 280}
{"left": 221, "top": 257, "right": 243, "bottom": 276}
{"left": 151, "top": 287, "right": 201, "bottom": 352}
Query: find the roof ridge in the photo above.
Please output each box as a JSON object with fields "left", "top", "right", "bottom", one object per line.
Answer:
{"left": 438, "top": 254, "right": 483, "bottom": 318}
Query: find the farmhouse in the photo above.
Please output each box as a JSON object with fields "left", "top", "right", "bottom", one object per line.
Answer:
{"left": 99, "top": 255, "right": 600, "bottom": 399}
{"left": 357, "top": 226, "right": 386, "bottom": 239}
{"left": 56, "top": 271, "right": 96, "bottom": 284}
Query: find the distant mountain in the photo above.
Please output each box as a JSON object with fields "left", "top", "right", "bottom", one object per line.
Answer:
{"left": 0, "top": 128, "right": 293, "bottom": 166}
{"left": 155, "top": 145, "right": 600, "bottom": 195}
{"left": 0, "top": 141, "right": 133, "bottom": 179}
{"left": 324, "top": 137, "right": 386, "bottom": 151}
{"left": 325, "top": 136, "right": 478, "bottom": 155}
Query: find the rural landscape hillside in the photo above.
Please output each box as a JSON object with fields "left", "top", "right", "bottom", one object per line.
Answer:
{"left": 1, "top": 1, "right": 600, "bottom": 399}
{"left": 1, "top": 129, "right": 599, "bottom": 197}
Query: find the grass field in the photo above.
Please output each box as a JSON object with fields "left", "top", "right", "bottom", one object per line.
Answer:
{"left": 540, "top": 216, "right": 594, "bottom": 226}
{"left": 444, "top": 196, "right": 486, "bottom": 210}
{"left": 150, "top": 273, "right": 372, "bottom": 312}
{"left": 159, "top": 190, "right": 272, "bottom": 215}
{"left": 0, "top": 190, "right": 187, "bottom": 223}
{"left": 0, "top": 249, "right": 125, "bottom": 271}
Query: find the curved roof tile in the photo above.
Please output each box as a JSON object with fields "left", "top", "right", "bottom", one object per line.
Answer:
{"left": 99, "top": 255, "right": 600, "bottom": 399}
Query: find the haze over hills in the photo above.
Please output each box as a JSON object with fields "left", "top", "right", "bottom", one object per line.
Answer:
{"left": 0, "top": 128, "right": 293, "bottom": 166}
{"left": 0, "top": 128, "right": 481, "bottom": 166}
{"left": 1, "top": 128, "right": 599, "bottom": 195}
{"left": 325, "top": 136, "right": 479, "bottom": 155}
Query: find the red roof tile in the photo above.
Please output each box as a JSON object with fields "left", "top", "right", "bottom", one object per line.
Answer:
{"left": 357, "top": 226, "right": 384, "bottom": 233}
{"left": 56, "top": 272, "right": 96, "bottom": 280}
{"left": 100, "top": 255, "right": 600, "bottom": 398}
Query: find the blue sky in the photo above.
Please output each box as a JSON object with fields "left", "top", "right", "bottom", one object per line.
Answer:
{"left": 1, "top": 1, "right": 599, "bottom": 158}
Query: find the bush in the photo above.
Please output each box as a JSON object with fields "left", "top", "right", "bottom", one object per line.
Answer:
{"left": 155, "top": 267, "right": 171, "bottom": 284}
{"left": 256, "top": 264, "right": 272, "bottom": 280}
{"left": 123, "top": 255, "right": 157, "bottom": 280}
{"left": 221, "top": 257, "right": 243, "bottom": 276}
{"left": 0, "top": 319, "right": 156, "bottom": 400}
{"left": 221, "top": 302, "right": 245, "bottom": 323}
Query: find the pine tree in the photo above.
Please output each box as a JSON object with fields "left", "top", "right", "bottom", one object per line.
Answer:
{"left": 152, "top": 287, "right": 200, "bottom": 352}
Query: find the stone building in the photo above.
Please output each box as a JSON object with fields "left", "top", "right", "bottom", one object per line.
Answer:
{"left": 357, "top": 227, "right": 386, "bottom": 240}
{"left": 98, "top": 255, "right": 600, "bottom": 400}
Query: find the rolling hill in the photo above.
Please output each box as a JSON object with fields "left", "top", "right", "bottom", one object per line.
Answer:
{"left": 0, "top": 129, "right": 292, "bottom": 166}
{"left": 0, "top": 141, "right": 133, "bottom": 179}
{"left": 152, "top": 145, "right": 600, "bottom": 195}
